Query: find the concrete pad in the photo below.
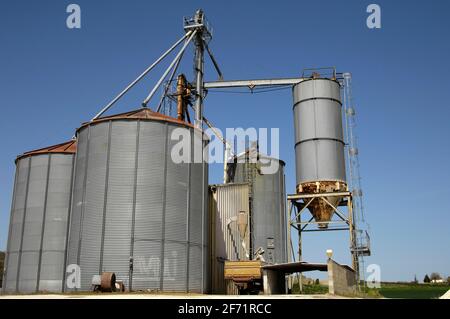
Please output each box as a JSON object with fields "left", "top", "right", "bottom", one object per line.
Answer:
{"left": 440, "top": 289, "right": 450, "bottom": 299}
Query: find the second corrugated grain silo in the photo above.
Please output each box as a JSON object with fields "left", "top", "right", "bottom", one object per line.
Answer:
{"left": 226, "top": 148, "right": 288, "bottom": 265}
{"left": 66, "top": 108, "right": 208, "bottom": 293}
{"left": 3, "top": 140, "right": 76, "bottom": 293}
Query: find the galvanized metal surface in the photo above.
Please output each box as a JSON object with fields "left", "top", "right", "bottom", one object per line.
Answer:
{"left": 3, "top": 145, "right": 75, "bottom": 293}
{"left": 67, "top": 114, "right": 208, "bottom": 293}
{"left": 15, "top": 140, "right": 76, "bottom": 163}
{"left": 293, "top": 78, "right": 346, "bottom": 185}
{"left": 209, "top": 183, "right": 249, "bottom": 294}
{"left": 193, "top": 9, "right": 205, "bottom": 128}
{"left": 229, "top": 154, "right": 288, "bottom": 266}
{"left": 204, "top": 78, "right": 304, "bottom": 89}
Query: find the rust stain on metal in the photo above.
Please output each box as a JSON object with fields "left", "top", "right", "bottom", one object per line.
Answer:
{"left": 16, "top": 139, "right": 77, "bottom": 162}
{"left": 78, "top": 107, "right": 196, "bottom": 131}
{"left": 297, "top": 181, "right": 347, "bottom": 228}
{"left": 100, "top": 272, "right": 116, "bottom": 292}
{"left": 177, "top": 74, "right": 186, "bottom": 121}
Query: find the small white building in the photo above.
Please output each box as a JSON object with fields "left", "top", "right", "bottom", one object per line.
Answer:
{"left": 431, "top": 279, "right": 444, "bottom": 284}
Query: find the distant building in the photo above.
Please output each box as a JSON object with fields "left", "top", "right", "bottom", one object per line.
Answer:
{"left": 431, "top": 279, "right": 444, "bottom": 284}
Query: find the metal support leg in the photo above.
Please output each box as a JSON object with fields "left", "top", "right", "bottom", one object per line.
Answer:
{"left": 297, "top": 205, "right": 303, "bottom": 293}
{"left": 348, "top": 196, "right": 360, "bottom": 288}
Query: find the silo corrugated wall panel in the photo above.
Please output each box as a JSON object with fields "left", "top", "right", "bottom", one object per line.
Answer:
{"left": 18, "top": 252, "right": 39, "bottom": 292}
{"left": 132, "top": 241, "right": 161, "bottom": 290}
{"left": 4, "top": 145, "right": 73, "bottom": 294}
{"left": 188, "top": 245, "right": 202, "bottom": 292}
{"left": 4, "top": 253, "right": 19, "bottom": 292}
{"left": 202, "top": 134, "right": 210, "bottom": 293}
{"left": 131, "top": 121, "right": 165, "bottom": 290}
{"left": 39, "top": 251, "right": 65, "bottom": 291}
{"left": 209, "top": 183, "right": 249, "bottom": 294}
{"left": 163, "top": 125, "right": 188, "bottom": 291}
{"left": 67, "top": 129, "right": 88, "bottom": 272}
{"left": 190, "top": 159, "right": 203, "bottom": 246}
{"left": 39, "top": 154, "right": 73, "bottom": 291}
{"left": 165, "top": 125, "right": 188, "bottom": 243}
{"left": 103, "top": 121, "right": 136, "bottom": 284}
{"left": 231, "top": 156, "right": 287, "bottom": 265}
{"left": 4, "top": 157, "right": 29, "bottom": 292}
{"left": 292, "top": 78, "right": 346, "bottom": 184}
{"left": 252, "top": 164, "right": 286, "bottom": 264}
{"left": 19, "top": 156, "right": 48, "bottom": 292}
{"left": 67, "top": 117, "right": 208, "bottom": 292}
{"left": 79, "top": 123, "right": 109, "bottom": 289}
{"left": 163, "top": 242, "right": 187, "bottom": 291}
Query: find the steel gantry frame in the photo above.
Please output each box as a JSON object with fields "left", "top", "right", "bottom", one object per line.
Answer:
{"left": 286, "top": 191, "right": 360, "bottom": 288}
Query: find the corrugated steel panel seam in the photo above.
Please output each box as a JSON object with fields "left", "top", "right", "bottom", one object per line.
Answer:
{"left": 129, "top": 120, "right": 141, "bottom": 290}
{"left": 159, "top": 122, "right": 169, "bottom": 291}
{"left": 62, "top": 153, "right": 76, "bottom": 292}
{"left": 185, "top": 131, "right": 192, "bottom": 292}
{"left": 2, "top": 158, "right": 19, "bottom": 293}
{"left": 99, "top": 121, "right": 112, "bottom": 273}
{"left": 35, "top": 155, "right": 52, "bottom": 291}
{"left": 77, "top": 125, "right": 92, "bottom": 268}
{"left": 16, "top": 156, "right": 32, "bottom": 292}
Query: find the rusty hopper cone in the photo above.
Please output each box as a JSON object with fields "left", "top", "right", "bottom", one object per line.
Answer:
{"left": 298, "top": 181, "right": 347, "bottom": 229}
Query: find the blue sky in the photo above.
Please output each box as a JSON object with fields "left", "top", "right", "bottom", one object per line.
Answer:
{"left": 1, "top": 0, "right": 449, "bottom": 282}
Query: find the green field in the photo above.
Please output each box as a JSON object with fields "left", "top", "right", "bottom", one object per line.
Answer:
{"left": 292, "top": 282, "right": 450, "bottom": 298}
{"left": 378, "top": 283, "right": 449, "bottom": 299}
{"left": 292, "top": 283, "right": 329, "bottom": 295}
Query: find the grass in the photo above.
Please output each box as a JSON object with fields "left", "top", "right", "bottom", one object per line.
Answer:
{"left": 377, "top": 283, "right": 450, "bottom": 299}
{"left": 292, "top": 282, "right": 450, "bottom": 299}
{"left": 292, "top": 283, "right": 329, "bottom": 295}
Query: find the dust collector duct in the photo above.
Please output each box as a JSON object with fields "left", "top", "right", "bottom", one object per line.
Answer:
{"left": 3, "top": 140, "right": 76, "bottom": 293}
{"left": 66, "top": 108, "right": 208, "bottom": 293}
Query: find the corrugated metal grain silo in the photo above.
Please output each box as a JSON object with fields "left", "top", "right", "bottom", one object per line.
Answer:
{"left": 226, "top": 150, "right": 287, "bottom": 265}
{"left": 293, "top": 77, "right": 347, "bottom": 227}
{"left": 66, "top": 108, "right": 209, "bottom": 293}
{"left": 3, "top": 140, "right": 76, "bottom": 293}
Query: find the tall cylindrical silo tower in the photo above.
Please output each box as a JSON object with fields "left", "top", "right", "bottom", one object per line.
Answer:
{"left": 293, "top": 77, "right": 347, "bottom": 228}
{"left": 3, "top": 140, "right": 76, "bottom": 293}
{"left": 66, "top": 108, "right": 209, "bottom": 293}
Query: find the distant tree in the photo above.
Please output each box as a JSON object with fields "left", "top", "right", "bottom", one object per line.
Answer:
{"left": 424, "top": 274, "right": 430, "bottom": 283}
{"left": 315, "top": 279, "right": 320, "bottom": 285}
{"left": 430, "top": 272, "right": 442, "bottom": 281}
{"left": 413, "top": 275, "right": 418, "bottom": 284}
{"left": 447, "top": 276, "right": 450, "bottom": 284}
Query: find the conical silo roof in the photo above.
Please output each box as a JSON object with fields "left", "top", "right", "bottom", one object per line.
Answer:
{"left": 16, "top": 140, "right": 77, "bottom": 163}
